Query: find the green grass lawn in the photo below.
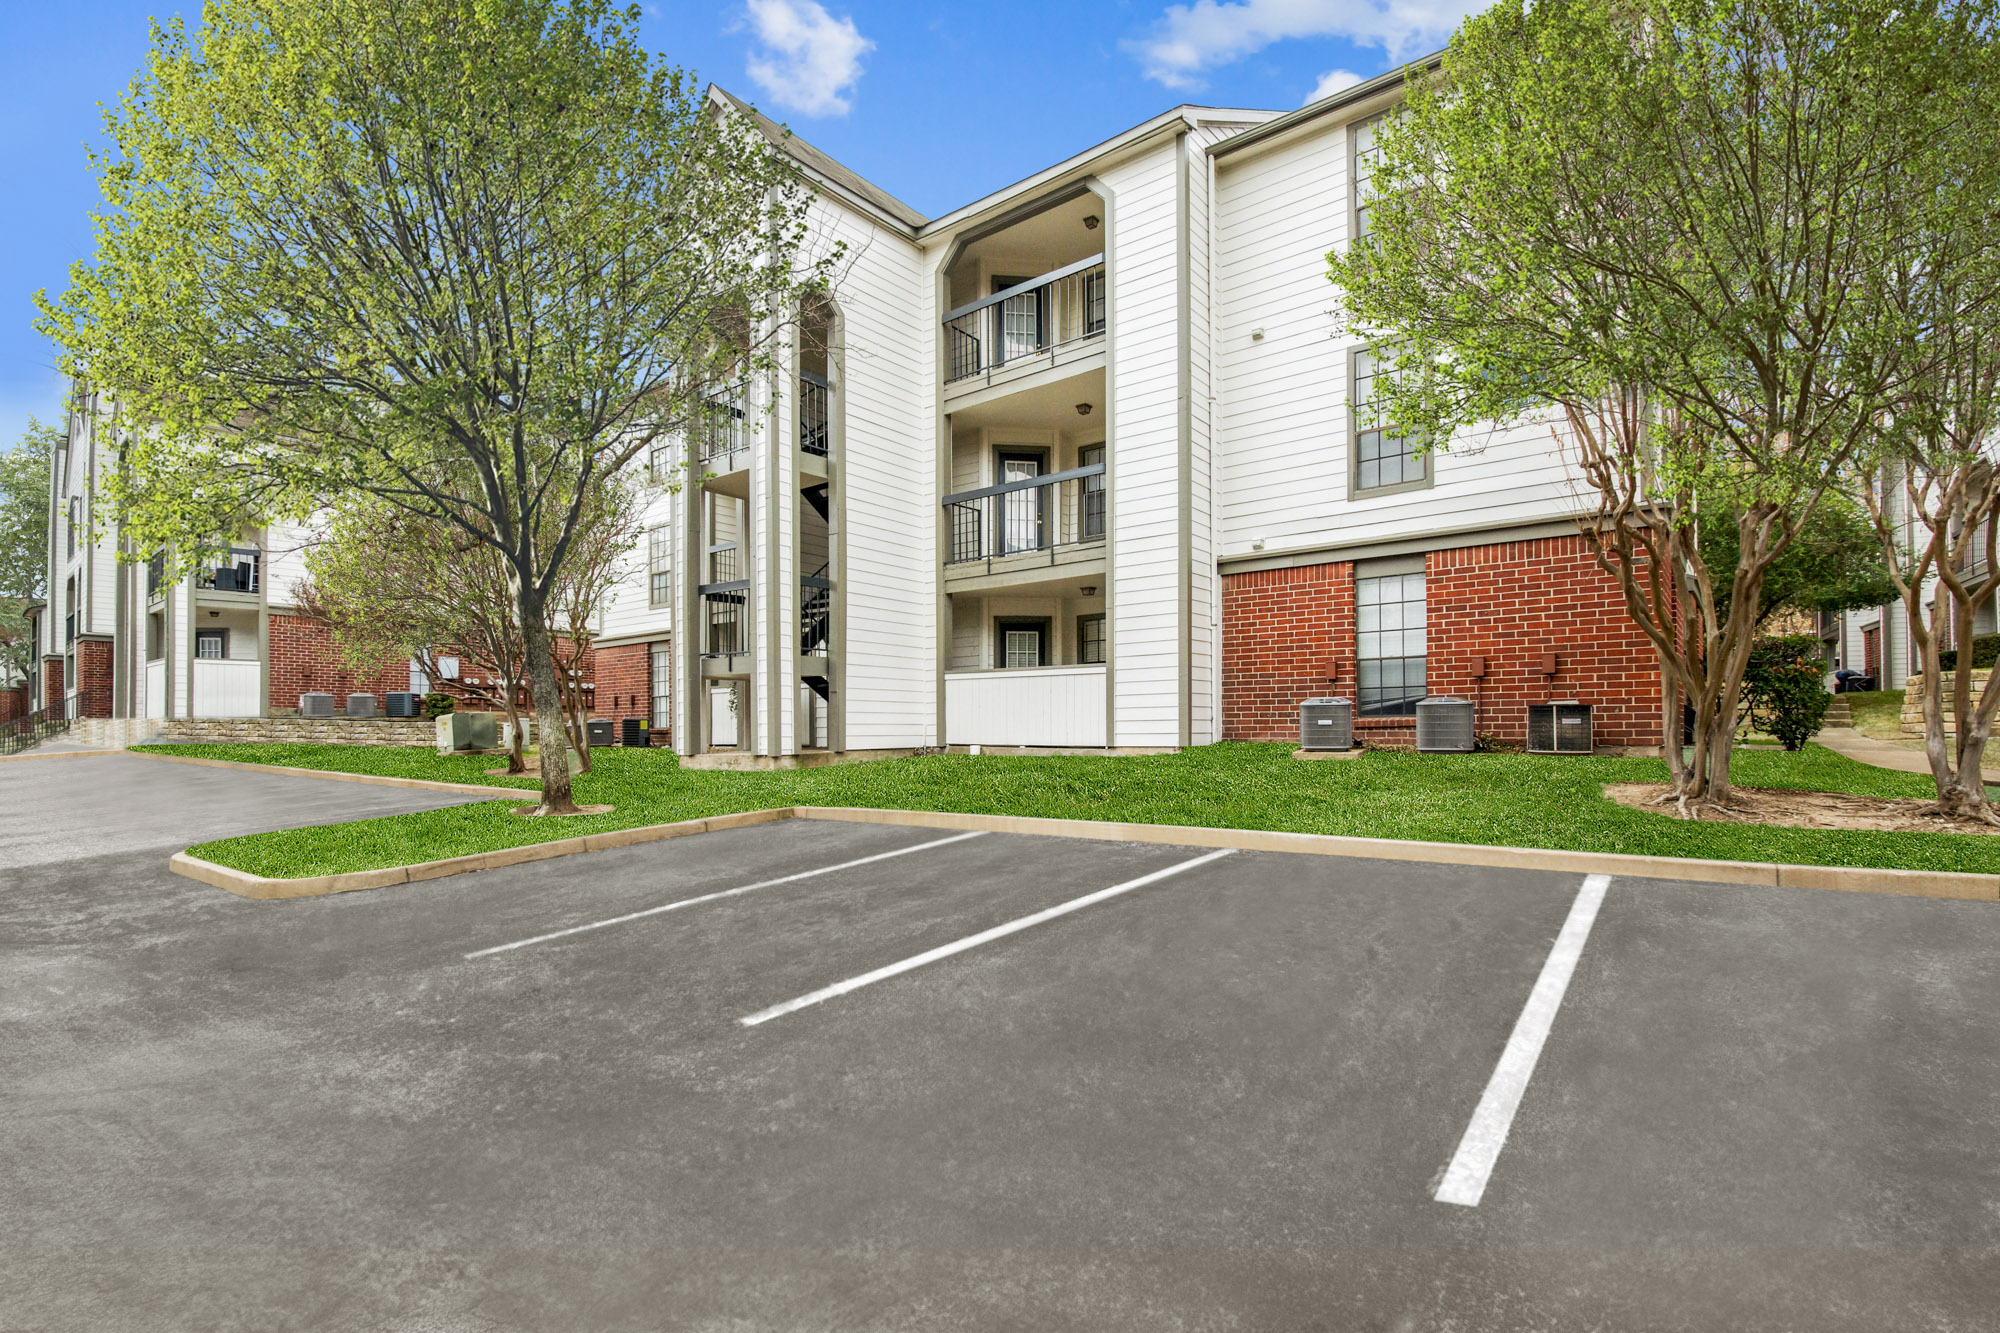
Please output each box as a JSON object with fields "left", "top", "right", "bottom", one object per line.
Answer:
{"left": 1845, "top": 689, "right": 1908, "bottom": 740}
{"left": 139, "top": 740, "right": 2000, "bottom": 880}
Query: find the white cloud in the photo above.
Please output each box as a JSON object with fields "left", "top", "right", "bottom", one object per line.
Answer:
{"left": 743, "top": 0, "right": 873, "bottom": 118}
{"left": 1304, "top": 68, "right": 1364, "bottom": 103}
{"left": 1129, "top": 0, "right": 1479, "bottom": 90}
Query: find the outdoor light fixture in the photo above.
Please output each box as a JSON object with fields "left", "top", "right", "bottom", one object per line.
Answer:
{"left": 1251, "top": 327, "right": 1265, "bottom": 340}
{"left": 1081, "top": 585, "right": 1098, "bottom": 597}
{"left": 1076, "top": 402, "right": 1093, "bottom": 416}
{"left": 1083, "top": 215, "right": 1100, "bottom": 230}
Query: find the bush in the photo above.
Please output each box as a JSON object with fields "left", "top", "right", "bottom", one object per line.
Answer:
{"left": 422, "top": 691, "right": 456, "bottom": 718}
{"left": 1934, "top": 632, "right": 2000, "bottom": 673}
{"left": 1742, "top": 635, "right": 1831, "bottom": 751}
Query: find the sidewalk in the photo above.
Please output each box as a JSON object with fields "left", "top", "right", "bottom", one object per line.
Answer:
{"left": 1814, "top": 725, "right": 2000, "bottom": 784}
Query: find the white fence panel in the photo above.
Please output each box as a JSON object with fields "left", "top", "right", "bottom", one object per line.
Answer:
{"left": 191, "top": 659, "right": 261, "bottom": 718}
{"left": 945, "top": 666, "right": 1107, "bottom": 747}
{"left": 143, "top": 660, "right": 167, "bottom": 720}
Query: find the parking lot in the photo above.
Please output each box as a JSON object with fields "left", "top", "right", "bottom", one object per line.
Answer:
{"left": 4, "top": 755, "right": 1999, "bottom": 1331}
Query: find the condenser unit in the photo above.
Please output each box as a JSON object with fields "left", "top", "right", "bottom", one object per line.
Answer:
{"left": 1528, "top": 702, "right": 1594, "bottom": 754}
{"left": 1414, "top": 697, "right": 1477, "bottom": 753}
{"left": 1299, "top": 697, "right": 1354, "bottom": 751}
{"left": 384, "top": 691, "right": 418, "bottom": 719}
{"left": 345, "top": 693, "right": 378, "bottom": 719}
{"left": 299, "top": 692, "right": 336, "bottom": 717}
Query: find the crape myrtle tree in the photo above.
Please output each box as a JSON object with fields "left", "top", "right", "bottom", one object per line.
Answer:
{"left": 1328, "top": 0, "right": 1987, "bottom": 817}
{"left": 299, "top": 471, "right": 647, "bottom": 776}
{"left": 37, "top": 0, "right": 831, "bottom": 814}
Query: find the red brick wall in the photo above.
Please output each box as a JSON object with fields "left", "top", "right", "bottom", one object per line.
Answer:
{"left": 43, "top": 659, "right": 64, "bottom": 710}
{"left": 74, "top": 640, "right": 113, "bottom": 716}
{"left": 1425, "top": 536, "right": 1658, "bottom": 746}
{"left": 1221, "top": 535, "right": 1660, "bottom": 748}
{"left": 595, "top": 642, "right": 656, "bottom": 725}
{"left": 1, "top": 683, "right": 28, "bottom": 722}
{"left": 268, "top": 614, "right": 414, "bottom": 711}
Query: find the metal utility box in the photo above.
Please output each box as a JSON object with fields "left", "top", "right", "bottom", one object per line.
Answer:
{"left": 344, "top": 693, "right": 378, "bottom": 719}
{"left": 585, "top": 718, "right": 614, "bottom": 747}
{"left": 435, "top": 710, "right": 498, "bottom": 753}
{"left": 1528, "top": 702, "right": 1594, "bottom": 754}
{"left": 1299, "top": 697, "right": 1354, "bottom": 751}
{"left": 620, "top": 717, "right": 652, "bottom": 748}
{"left": 299, "top": 692, "right": 336, "bottom": 717}
{"left": 1414, "top": 697, "right": 1477, "bottom": 753}
{"left": 384, "top": 691, "right": 418, "bottom": 719}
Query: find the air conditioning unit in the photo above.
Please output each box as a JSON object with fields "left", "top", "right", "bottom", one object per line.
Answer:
{"left": 299, "top": 692, "right": 336, "bottom": 717}
{"left": 1414, "top": 697, "right": 1477, "bottom": 753}
{"left": 1299, "top": 697, "right": 1354, "bottom": 751}
{"left": 345, "top": 693, "right": 378, "bottom": 719}
{"left": 1528, "top": 701, "right": 1594, "bottom": 754}
{"left": 384, "top": 691, "right": 418, "bottom": 719}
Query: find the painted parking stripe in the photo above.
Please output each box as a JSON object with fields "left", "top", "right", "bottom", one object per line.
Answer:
{"left": 463, "top": 832, "right": 989, "bottom": 960}
{"left": 1434, "top": 873, "right": 1611, "bottom": 1207}
{"left": 740, "top": 848, "right": 1237, "bottom": 1027}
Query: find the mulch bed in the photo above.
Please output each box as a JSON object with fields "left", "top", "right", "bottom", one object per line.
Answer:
{"left": 1603, "top": 783, "right": 2000, "bottom": 834}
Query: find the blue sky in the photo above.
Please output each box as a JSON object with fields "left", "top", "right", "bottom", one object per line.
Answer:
{"left": 0, "top": 0, "right": 1476, "bottom": 448}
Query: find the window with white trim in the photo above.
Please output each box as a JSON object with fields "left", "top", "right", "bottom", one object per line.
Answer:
{"left": 1356, "top": 572, "right": 1426, "bottom": 716}
{"left": 648, "top": 526, "right": 672, "bottom": 608}
{"left": 649, "top": 641, "right": 672, "bottom": 725}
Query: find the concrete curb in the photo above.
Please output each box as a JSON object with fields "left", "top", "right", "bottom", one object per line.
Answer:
{"left": 0, "top": 748, "right": 127, "bottom": 763}
{"left": 790, "top": 807, "right": 2000, "bottom": 903}
{"left": 170, "top": 807, "right": 798, "bottom": 900}
{"left": 130, "top": 749, "right": 529, "bottom": 800}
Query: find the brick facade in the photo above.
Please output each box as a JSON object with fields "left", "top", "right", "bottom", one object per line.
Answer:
{"left": 268, "top": 614, "right": 415, "bottom": 711}
{"left": 74, "top": 639, "right": 114, "bottom": 716}
{"left": 594, "top": 642, "right": 656, "bottom": 725}
{"left": 42, "top": 658, "right": 64, "bottom": 710}
{"left": 1, "top": 683, "right": 28, "bottom": 722}
{"left": 1221, "top": 535, "right": 1660, "bottom": 749}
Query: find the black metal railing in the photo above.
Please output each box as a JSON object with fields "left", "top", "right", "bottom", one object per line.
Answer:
{"left": 801, "top": 564, "right": 831, "bottom": 653}
{"left": 800, "top": 372, "right": 830, "bottom": 457}
{"left": 943, "top": 256, "right": 1106, "bottom": 384}
{"left": 943, "top": 463, "right": 1106, "bottom": 564}
{"left": 699, "top": 398, "right": 750, "bottom": 470}
{"left": 195, "top": 547, "right": 261, "bottom": 594}
{"left": 702, "top": 589, "right": 748, "bottom": 657}
{"left": 146, "top": 552, "right": 166, "bottom": 597}
{"left": 0, "top": 690, "right": 111, "bottom": 756}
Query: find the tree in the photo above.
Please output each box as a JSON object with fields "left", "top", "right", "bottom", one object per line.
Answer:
{"left": 1327, "top": 0, "right": 1986, "bottom": 816}
{"left": 1700, "top": 486, "right": 1898, "bottom": 629}
{"left": 0, "top": 417, "right": 60, "bottom": 682}
{"left": 38, "top": 0, "right": 828, "bottom": 814}
{"left": 1741, "top": 635, "right": 1832, "bottom": 752}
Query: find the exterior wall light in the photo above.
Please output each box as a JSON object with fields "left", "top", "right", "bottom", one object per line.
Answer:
{"left": 1083, "top": 215, "right": 1100, "bottom": 230}
{"left": 1076, "top": 403, "right": 1093, "bottom": 416}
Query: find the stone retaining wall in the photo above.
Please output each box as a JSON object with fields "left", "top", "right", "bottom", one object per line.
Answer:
{"left": 155, "top": 717, "right": 437, "bottom": 747}
{"left": 1900, "top": 670, "right": 1994, "bottom": 734}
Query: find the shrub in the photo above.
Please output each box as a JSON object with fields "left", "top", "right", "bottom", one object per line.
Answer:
{"left": 1742, "top": 635, "right": 1831, "bottom": 751}
{"left": 422, "top": 691, "right": 456, "bottom": 718}
{"left": 1934, "top": 632, "right": 2000, "bottom": 673}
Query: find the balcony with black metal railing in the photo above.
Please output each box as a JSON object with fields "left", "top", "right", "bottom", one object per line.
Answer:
{"left": 942, "top": 257, "right": 1105, "bottom": 397}
{"left": 195, "top": 547, "right": 262, "bottom": 597}
{"left": 699, "top": 543, "right": 750, "bottom": 667}
{"left": 943, "top": 463, "right": 1106, "bottom": 583}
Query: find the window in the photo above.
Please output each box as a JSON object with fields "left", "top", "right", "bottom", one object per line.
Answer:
{"left": 994, "top": 617, "right": 1049, "bottom": 669}
{"left": 1078, "top": 613, "right": 1105, "bottom": 665}
{"left": 1351, "top": 348, "right": 1429, "bottom": 495}
{"left": 1351, "top": 114, "right": 1385, "bottom": 245}
{"left": 1356, "top": 572, "right": 1426, "bottom": 716}
{"left": 195, "top": 628, "right": 228, "bottom": 660}
{"left": 648, "top": 526, "right": 672, "bottom": 608}
{"left": 66, "top": 497, "right": 80, "bottom": 558}
{"left": 650, "top": 641, "right": 672, "bottom": 725}
{"left": 1079, "top": 443, "right": 1105, "bottom": 540}
{"left": 649, "top": 436, "right": 676, "bottom": 483}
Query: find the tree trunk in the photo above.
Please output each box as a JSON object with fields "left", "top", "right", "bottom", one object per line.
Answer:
{"left": 517, "top": 588, "right": 581, "bottom": 815}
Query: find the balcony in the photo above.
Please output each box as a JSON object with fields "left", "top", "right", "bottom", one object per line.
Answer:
{"left": 943, "top": 256, "right": 1105, "bottom": 394}
{"left": 800, "top": 565, "right": 831, "bottom": 655}
{"left": 800, "top": 372, "right": 830, "bottom": 458}
{"left": 943, "top": 463, "right": 1105, "bottom": 583}
{"left": 195, "top": 548, "right": 261, "bottom": 596}
{"left": 699, "top": 542, "right": 750, "bottom": 667}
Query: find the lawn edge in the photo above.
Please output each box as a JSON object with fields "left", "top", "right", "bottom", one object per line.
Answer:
{"left": 130, "top": 747, "right": 529, "bottom": 799}
{"left": 169, "top": 801, "right": 2000, "bottom": 903}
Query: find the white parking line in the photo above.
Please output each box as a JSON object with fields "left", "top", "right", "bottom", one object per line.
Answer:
{"left": 1434, "top": 872, "right": 1611, "bottom": 1207}
{"left": 463, "top": 831, "right": 990, "bottom": 960}
{"left": 739, "top": 848, "right": 1237, "bottom": 1027}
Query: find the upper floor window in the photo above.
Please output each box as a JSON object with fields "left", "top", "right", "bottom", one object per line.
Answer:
{"left": 1350, "top": 348, "right": 1430, "bottom": 497}
{"left": 1351, "top": 114, "right": 1385, "bottom": 245}
{"left": 66, "top": 497, "right": 81, "bottom": 558}
{"left": 648, "top": 526, "right": 672, "bottom": 608}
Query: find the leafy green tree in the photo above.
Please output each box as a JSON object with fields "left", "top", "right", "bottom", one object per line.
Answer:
{"left": 1328, "top": 0, "right": 1997, "bottom": 816}
{"left": 1700, "top": 487, "right": 1897, "bottom": 628}
{"left": 0, "top": 417, "right": 60, "bottom": 681}
{"left": 1740, "top": 636, "right": 1832, "bottom": 752}
{"left": 37, "top": 0, "right": 827, "bottom": 813}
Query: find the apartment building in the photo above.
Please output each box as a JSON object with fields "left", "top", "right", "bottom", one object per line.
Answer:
{"left": 32, "top": 388, "right": 419, "bottom": 724}
{"left": 591, "top": 72, "right": 1662, "bottom": 761}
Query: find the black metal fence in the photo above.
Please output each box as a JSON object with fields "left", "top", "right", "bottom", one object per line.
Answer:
{"left": 0, "top": 690, "right": 113, "bottom": 756}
